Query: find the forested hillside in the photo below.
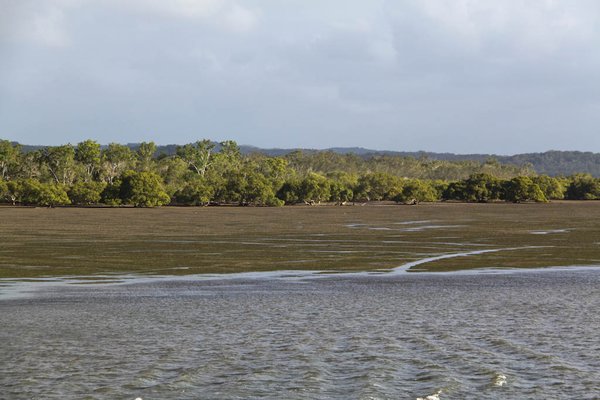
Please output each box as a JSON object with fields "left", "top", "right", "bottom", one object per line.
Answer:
{"left": 3, "top": 139, "right": 600, "bottom": 207}
{"left": 16, "top": 141, "right": 600, "bottom": 177}
{"left": 270, "top": 149, "right": 600, "bottom": 177}
{"left": 235, "top": 147, "right": 600, "bottom": 177}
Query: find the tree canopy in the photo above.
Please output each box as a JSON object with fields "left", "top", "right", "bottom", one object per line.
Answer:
{"left": 1, "top": 138, "right": 598, "bottom": 207}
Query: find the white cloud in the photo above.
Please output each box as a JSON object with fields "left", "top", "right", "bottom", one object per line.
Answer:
{"left": 0, "top": 1, "right": 70, "bottom": 47}
{"left": 29, "top": 6, "right": 69, "bottom": 47}
{"left": 223, "top": 4, "right": 259, "bottom": 33}
{"left": 3, "top": 0, "right": 600, "bottom": 152}
{"left": 369, "top": 39, "right": 397, "bottom": 65}
{"left": 102, "top": 0, "right": 258, "bottom": 33}
{"left": 387, "top": 0, "right": 600, "bottom": 56}
{"left": 117, "top": 0, "right": 225, "bottom": 20}
{"left": 0, "top": 0, "right": 258, "bottom": 48}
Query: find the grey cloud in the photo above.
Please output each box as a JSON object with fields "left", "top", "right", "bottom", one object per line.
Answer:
{"left": 1, "top": 0, "right": 600, "bottom": 153}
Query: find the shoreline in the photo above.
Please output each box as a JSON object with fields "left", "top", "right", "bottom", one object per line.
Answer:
{"left": 0, "top": 199, "right": 598, "bottom": 209}
{"left": 2, "top": 264, "right": 600, "bottom": 301}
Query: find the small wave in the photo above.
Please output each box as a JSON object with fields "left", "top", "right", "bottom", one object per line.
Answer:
{"left": 416, "top": 389, "right": 442, "bottom": 400}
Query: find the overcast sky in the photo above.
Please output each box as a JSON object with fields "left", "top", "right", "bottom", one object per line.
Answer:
{"left": 1, "top": 0, "right": 600, "bottom": 154}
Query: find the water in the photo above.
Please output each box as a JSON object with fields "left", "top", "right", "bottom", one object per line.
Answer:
{"left": 2, "top": 270, "right": 600, "bottom": 399}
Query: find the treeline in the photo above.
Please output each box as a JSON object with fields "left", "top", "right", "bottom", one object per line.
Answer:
{"left": 16, "top": 142, "right": 600, "bottom": 177}
{"left": 1, "top": 139, "right": 599, "bottom": 207}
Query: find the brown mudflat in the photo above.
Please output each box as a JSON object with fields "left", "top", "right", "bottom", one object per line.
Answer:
{"left": 1, "top": 202, "right": 599, "bottom": 278}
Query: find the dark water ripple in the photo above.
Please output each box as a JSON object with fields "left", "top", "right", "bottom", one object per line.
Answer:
{"left": 2, "top": 271, "right": 600, "bottom": 399}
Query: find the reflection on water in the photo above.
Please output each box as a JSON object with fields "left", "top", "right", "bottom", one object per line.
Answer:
{"left": 2, "top": 270, "right": 600, "bottom": 399}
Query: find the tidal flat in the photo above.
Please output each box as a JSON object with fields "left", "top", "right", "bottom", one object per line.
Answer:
{"left": 1, "top": 201, "right": 600, "bottom": 279}
{"left": 3, "top": 203, "right": 600, "bottom": 399}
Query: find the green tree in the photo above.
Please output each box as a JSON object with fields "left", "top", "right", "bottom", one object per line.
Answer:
{"left": 136, "top": 141, "right": 157, "bottom": 172}
{"left": 100, "top": 178, "right": 123, "bottom": 206}
{"left": 394, "top": 179, "right": 439, "bottom": 204}
{"left": 201, "top": 173, "right": 224, "bottom": 204}
{"left": 38, "top": 145, "right": 77, "bottom": 185}
{"left": 565, "top": 174, "right": 600, "bottom": 200}
{"left": 442, "top": 180, "right": 466, "bottom": 201}
{"left": 461, "top": 173, "right": 503, "bottom": 202}
{"left": 18, "top": 152, "right": 41, "bottom": 179}
{"left": 298, "top": 172, "right": 330, "bottom": 204}
{"left": 101, "top": 143, "right": 134, "bottom": 184}
{"left": 173, "top": 176, "right": 214, "bottom": 205}
{"left": 0, "top": 140, "right": 21, "bottom": 180}
{"left": 119, "top": 171, "right": 170, "bottom": 207}
{"left": 221, "top": 170, "right": 282, "bottom": 206}
{"left": 329, "top": 180, "right": 354, "bottom": 204}
{"left": 253, "top": 156, "right": 291, "bottom": 190}
{"left": 176, "top": 140, "right": 215, "bottom": 176}
{"left": 68, "top": 181, "right": 107, "bottom": 205}
{"left": 276, "top": 178, "right": 301, "bottom": 205}
{"left": 354, "top": 173, "right": 402, "bottom": 202}
{"left": 213, "top": 140, "right": 242, "bottom": 172}
{"left": 503, "top": 176, "right": 547, "bottom": 203}
{"left": 75, "top": 140, "right": 102, "bottom": 182}
{"left": 532, "top": 175, "right": 566, "bottom": 200}
{"left": 3, "top": 180, "right": 24, "bottom": 205}
{"left": 21, "top": 179, "right": 71, "bottom": 206}
{"left": 432, "top": 180, "right": 449, "bottom": 199}
{"left": 221, "top": 170, "right": 245, "bottom": 204}
{"left": 325, "top": 171, "right": 357, "bottom": 204}
{"left": 0, "top": 180, "right": 7, "bottom": 202}
{"left": 243, "top": 171, "right": 283, "bottom": 206}
{"left": 156, "top": 156, "right": 190, "bottom": 196}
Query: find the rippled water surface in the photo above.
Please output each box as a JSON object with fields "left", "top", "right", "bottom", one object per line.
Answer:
{"left": 2, "top": 270, "right": 600, "bottom": 399}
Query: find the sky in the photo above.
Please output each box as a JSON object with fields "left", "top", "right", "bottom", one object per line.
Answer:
{"left": 1, "top": 0, "right": 600, "bottom": 154}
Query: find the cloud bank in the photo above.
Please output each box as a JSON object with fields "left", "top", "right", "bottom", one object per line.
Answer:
{"left": 1, "top": 0, "right": 599, "bottom": 153}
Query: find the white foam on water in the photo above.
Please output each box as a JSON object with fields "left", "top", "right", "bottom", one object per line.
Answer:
{"left": 400, "top": 225, "right": 464, "bottom": 232}
{"left": 395, "top": 220, "right": 433, "bottom": 225}
{"left": 530, "top": 229, "right": 570, "bottom": 235}
{"left": 430, "top": 242, "right": 489, "bottom": 247}
{"left": 416, "top": 389, "right": 442, "bottom": 400}
{"left": 492, "top": 373, "right": 507, "bottom": 387}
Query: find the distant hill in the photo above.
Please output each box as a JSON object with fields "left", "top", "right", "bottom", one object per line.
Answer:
{"left": 243, "top": 147, "right": 600, "bottom": 177}
{"left": 497, "top": 151, "right": 600, "bottom": 177}
{"left": 12, "top": 141, "right": 600, "bottom": 177}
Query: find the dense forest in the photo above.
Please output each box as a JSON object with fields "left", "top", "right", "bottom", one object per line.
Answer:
{"left": 267, "top": 149, "right": 600, "bottom": 177}
{"left": 17, "top": 142, "right": 600, "bottom": 177}
{"left": 1, "top": 139, "right": 600, "bottom": 207}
